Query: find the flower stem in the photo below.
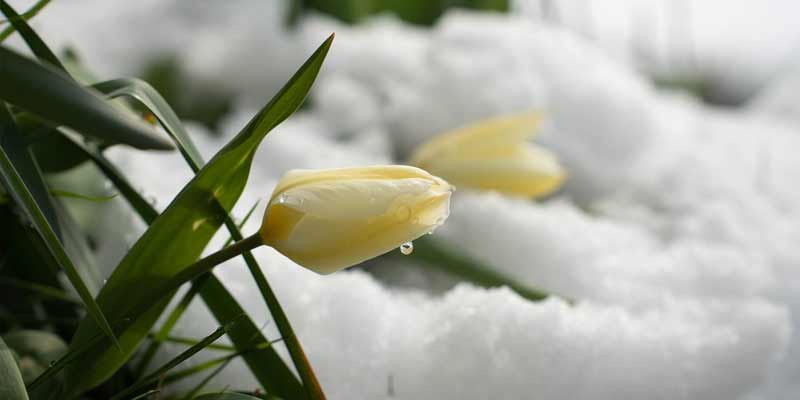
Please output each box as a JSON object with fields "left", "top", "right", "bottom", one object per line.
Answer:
{"left": 120, "top": 234, "right": 264, "bottom": 326}
{"left": 163, "top": 233, "right": 264, "bottom": 294}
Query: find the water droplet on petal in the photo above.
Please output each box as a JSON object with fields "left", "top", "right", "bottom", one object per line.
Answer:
{"left": 399, "top": 242, "right": 414, "bottom": 255}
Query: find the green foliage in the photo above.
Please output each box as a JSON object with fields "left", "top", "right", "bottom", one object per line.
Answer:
{"left": 0, "top": 337, "right": 30, "bottom": 400}
{"left": 293, "top": 0, "right": 508, "bottom": 25}
{"left": 62, "top": 34, "right": 333, "bottom": 398}
{"left": 0, "top": 2, "right": 334, "bottom": 399}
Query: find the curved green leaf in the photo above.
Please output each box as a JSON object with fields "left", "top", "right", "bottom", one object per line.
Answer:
{"left": 0, "top": 46, "right": 174, "bottom": 150}
{"left": 92, "top": 78, "right": 203, "bottom": 168}
{"left": 0, "top": 337, "right": 30, "bottom": 400}
{"left": 62, "top": 34, "right": 333, "bottom": 398}
{"left": 94, "top": 76, "right": 325, "bottom": 398}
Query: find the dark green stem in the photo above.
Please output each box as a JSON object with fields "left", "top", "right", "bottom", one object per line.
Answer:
{"left": 160, "top": 234, "right": 264, "bottom": 296}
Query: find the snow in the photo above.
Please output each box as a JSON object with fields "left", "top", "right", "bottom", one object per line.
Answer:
{"left": 11, "top": 0, "right": 800, "bottom": 398}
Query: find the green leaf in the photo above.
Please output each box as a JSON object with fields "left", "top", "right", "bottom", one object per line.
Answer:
{"left": 200, "top": 275, "right": 301, "bottom": 396}
{"left": 0, "top": 337, "right": 29, "bottom": 400}
{"left": 0, "top": 104, "right": 60, "bottom": 237}
{"left": 135, "top": 199, "right": 258, "bottom": 376}
{"left": 0, "top": 278, "right": 79, "bottom": 304}
{"left": 92, "top": 78, "right": 203, "bottom": 169}
{"left": 0, "top": 104, "right": 119, "bottom": 351}
{"left": 3, "top": 329, "right": 67, "bottom": 398}
{"left": 0, "top": 46, "right": 174, "bottom": 151}
{"left": 194, "top": 393, "right": 263, "bottom": 400}
{"left": 69, "top": 128, "right": 298, "bottom": 396}
{"left": 111, "top": 322, "right": 235, "bottom": 400}
{"left": 62, "top": 34, "right": 333, "bottom": 398}
{"left": 0, "top": 0, "right": 50, "bottom": 42}
{"left": 0, "top": 0, "right": 63, "bottom": 70}
{"left": 178, "top": 354, "right": 235, "bottom": 400}
{"left": 96, "top": 55, "right": 329, "bottom": 400}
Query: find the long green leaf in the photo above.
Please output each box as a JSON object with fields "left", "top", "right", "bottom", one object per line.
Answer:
{"left": 0, "top": 103, "right": 60, "bottom": 236}
{"left": 95, "top": 44, "right": 329, "bottom": 400}
{"left": 0, "top": 46, "right": 173, "bottom": 150}
{"left": 0, "top": 0, "right": 50, "bottom": 42}
{"left": 93, "top": 70, "right": 327, "bottom": 400}
{"left": 63, "top": 34, "right": 333, "bottom": 398}
{"left": 111, "top": 322, "right": 235, "bottom": 400}
{"left": 0, "top": 337, "right": 29, "bottom": 400}
{"left": 92, "top": 78, "right": 203, "bottom": 167}
{"left": 0, "top": 104, "right": 119, "bottom": 351}
{"left": 0, "top": 0, "right": 63, "bottom": 70}
{"left": 135, "top": 200, "right": 257, "bottom": 376}
{"left": 64, "top": 130, "right": 296, "bottom": 394}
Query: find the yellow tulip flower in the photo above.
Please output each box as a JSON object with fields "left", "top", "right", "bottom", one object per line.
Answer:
{"left": 409, "top": 112, "right": 565, "bottom": 198}
{"left": 260, "top": 165, "right": 453, "bottom": 274}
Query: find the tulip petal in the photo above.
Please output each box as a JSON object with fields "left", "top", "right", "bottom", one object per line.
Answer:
{"left": 422, "top": 144, "right": 565, "bottom": 198}
{"left": 273, "top": 178, "right": 434, "bottom": 219}
{"left": 410, "top": 111, "right": 541, "bottom": 165}
{"left": 271, "top": 165, "right": 442, "bottom": 198}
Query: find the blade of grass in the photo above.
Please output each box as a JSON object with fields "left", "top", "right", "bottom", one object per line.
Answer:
{"left": 134, "top": 278, "right": 208, "bottom": 376}
{"left": 0, "top": 277, "right": 80, "bottom": 304}
{"left": 111, "top": 321, "right": 237, "bottom": 400}
{"left": 0, "top": 104, "right": 119, "bottom": 350}
{"left": 222, "top": 200, "right": 260, "bottom": 248}
{"left": 146, "top": 334, "right": 235, "bottom": 352}
{"left": 63, "top": 35, "right": 333, "bottom": 398}
{"left": 0, "top": 103, "right": 60, "bottom": 236}
{"left": 50, "top": 189, "right": 117, "bottom": 203}
{"left": 0, "top": 0, "right": 63, "bottom": 69}
{"left": 0, "top": 0, "right": 50, "bottom": 42}
{"left": 179, "top": 355, "right": 234, "bottom": 400}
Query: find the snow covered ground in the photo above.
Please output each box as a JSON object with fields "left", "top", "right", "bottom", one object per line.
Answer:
{"left": 12, "top": 0, "right": 800, "bottom": 398}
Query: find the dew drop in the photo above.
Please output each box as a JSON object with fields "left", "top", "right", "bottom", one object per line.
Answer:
{"left": 147, "top": 195, "right": 158, "bottom": 206}
{"left": 399, "top": 242, "right": 414, "bottom": 255}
